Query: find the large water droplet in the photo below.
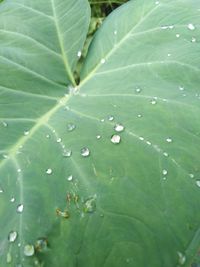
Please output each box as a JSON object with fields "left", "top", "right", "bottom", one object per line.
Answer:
{"left": 81, "top": 147, "right": 90, "bottom": 157}
{"left": 63, "top": 149, "right": 72, "bottom": 158}
{"left": 187, "top": 23, "right": 195, "bottom": 30}
{"left": 8, "top": 231, "right": 18, "bottom": 242}
{"left": 24, "top": 244, "right": 35, "bottom": 257}
{"left": 67, "top": 123, "right": 76, "bottom": 132}
{"left": 17, "top": 204, "right": 24, "bottom": 213}
{"left": 83, "top": 197, "right": 96, "bottom": 213}
{"left": 46, "top": 168, "right": 52, "bottom": 175}
{"left": 150, "top": 98, "right": 157, "bottom": 105}
{"left": 114, "top": 124, "right": 125, "bottom": 132}
{"left": 111, "top": 134, "right": 121, "bottom": 144}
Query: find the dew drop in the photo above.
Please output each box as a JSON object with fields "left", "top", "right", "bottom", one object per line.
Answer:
{"left": 10, "top": 197, "right": 15, "bottom": 202}
{"left": 150, "top": 98, "right": 157, "bottom": 105}
{"left": 67, "top": 175, "right": 73, "bottom": 181}
{"left": 24, "top": 131, "right": 29, "bottom": 136}
{"left": 163, "top": 152, "right": 169, "bottom": 157}
{"left": 167, "top": 53, "right": 171, "bottom": 57}
{"left": 146, "top": 141, "right": 151, "bottom": 145}
{"left": 81, "top": 147, "right": 90, "bottom": 157}
{"left": 77, "top": 51, "right": 82, "bottom": 58}
{"left": 8, "top": 231, "right": 18, "bottom": 242}
{"left": 67, "top": 123, "right": 76, "bottom": 132}
{"left": 101, "top": 58, "right": 106, "bottom": 64}
{"left": 63, "top": 149, "right": 72, "bottom": 158}
{"left": 155, "top": 1, "right": 159, "bottom": 4}
{"left": 137, "top": 114, "right": 143, "bottom": 118}
{"left": 166, "top": 137, "right": 172, "bottom": 143}
{"left": 169, "top": 25, "right": 174, "bottom": 29}
{"left": 24, "top": 244, "right": 35, "bottom": 257}
{"left": 83, "top": 197, "right": 96, "bottom": 213}
{"left": 135, "top": 87, "right": 142, "bottom": 93}
{"left": 56, "top": 138, "right": 62, "bottom": 143}
{"left": 111, "top": 134, "right": 121, "bottom": 144}
{"left": 17, "top": 204, "right": 24, "bottom": 213}
{"left": 162, "top": 169, "right": 168, "bottom": 176}
{"left": 108, "top": 115, "right": 114, "bottom": 121}
{"left": 179, "top": 86, "right": 184, "bottom": 91}
{"left": 100, "top": 118, "right": 105, "bottom": 122}
{"left": 176, "top": 33, "right": 180, "bottom": 38}
{"left": 114, "top": 123, "right": 124, "bottom": 132}
{"left": 46, "top": 134, "right": 50, "bottom": 138}
{"left": 46, "top": 168, "right": 52, "bottom": 175}
{"left": 96, "top": 135, "right": 101, "bottom": 139}
{"left": 191, "top": 37, "right": 196, "bottom": 43}
{"left": 196, "top": 179, "right": 200, "bottom": 187}
{"left": 187, "top": 23, "right": 195, "bottom": 30}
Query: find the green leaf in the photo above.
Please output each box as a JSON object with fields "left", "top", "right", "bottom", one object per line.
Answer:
{"left": 1, "top": 0, "right": 200, "bottom": 267}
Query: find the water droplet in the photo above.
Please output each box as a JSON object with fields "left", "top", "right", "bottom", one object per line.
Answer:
{"left": 111, "top": 134, "right": 121, "bottom": 144}
{"left": 189, "top": 173, "right": 194, "bottom": 178}
{"left": 162, "top": 169, "right": 168, "bottom": 176}
{"left": 179, "top": 86, "right": 184, "bottom": 91}
{"left": 146, "top": 141, "right": 151, "bottom": 145}
{"left": 24, "top": 131, "right": 29, "bottom": 136}
{"left": 63, "top": 149, "right": 72, "bottom": 157}
{"left": 139, "top": 136, "right": 144, "bottom": 141}
{"left": 187, "top": 23, "right": 195, "bottom": 30}
{"left": 114, "top": 124, "right": 124, "bottom": 132}
{"left": 2, "top": 121, "right": 8, "bottom": 127}
{"left": 67, "top": 175, "right": 73, "bottom": 181}
{"left": 46, "top": 168, "right": 52, "bottom": 175}
{"left": 96, "top": 135, "right": 101, "bottom": 139}
{"left": 169, "top": 25, "right": 174, "bottom": 29}
{"left": 196, "top": 179, "right": 200, "bottom": 187}
{"left": 135, "top": 87, "right": 142, "bottom": 93}
{"left": 83, "top": 197, "right": 96, "bottom": 213}
{"left": 8, "top": 231, "right": 18, "bottom": 242}
{"left": 150, "top": 98, "right": 157, "bottom": 105}
{"left": 163, "top": 152, "right": 169, "bottom": 157}
{"left": 77, "top": 51, "right": 82, "bottom": 58}
{"left": 81, "top": 147, "right": 90, "bottom": 157}
{"left": 177, "top": 251, "right": 186, "bottom": 265}
{"left": 24, "top": 244, "right": 35, "bottom": 257}
{"left": 166, "top": 137, "right": 172, "bottom": 143}
{"left": 10, "top": 197, "right": 15, "bottom": 202}
{"left": 67, "top": 123, "right": 76, "bottom": 132}
{"left": 56, "top": 138, "right": 62, "bottom": 143}
{"left": 108, "top": 115, "right": 114, "bottom": 121}
{"left": 6, "top": 252, "right": 12, "bottom": 263}
{"left": 101, "top": 58, "right": 106, "bottom": 64}
{"left": 191, "top": 37, "right": 196, "bottom": 43}
{"left": 35, "top": 238, "right": 48, "bottom": 252}
{"left": 137, "top": 114, "right": 142, "bottom": 118}
{"left": 114, "top": 30, "right": 117, "bottom": 35}
{"left": 100, "top": 118, "right": 105, "bottom": 122}
{"left": 176, "top": 33, "right": 180, "bottom": 38}
{"left": 17, "top": 204, "right": 24, "bottom": 213}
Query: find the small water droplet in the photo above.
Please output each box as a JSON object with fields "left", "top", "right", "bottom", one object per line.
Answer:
{"left": 189, "top": 173, "right": 194, "bottom": 178}
{"left": 8, "top": 231, "right": 18, "bottom": 242}
{"left": 176, "top": 33, "right": 180, "bottom": 38}
{"left": 24, "top": 131, "right": 29, "bottom": 136}
{"left": 150, "top": 98, "right": 157, "bottom": 105}
{"left": 177, "top": 251, "right": 186, "bottom": 265}
{"left": 137, "top": 114, "right": 142, "bottom": 118}
{"left": 67, "top": 175, "right": 73, "bottom": 181}
{"left": 114, "top": 124, "right": 124, "bottom": 132}
{"left": 196, "top": 179, "right": 200, "bottom": 187}
{"left": 81, "top": 147, "right": 90, "bottom": 157}
{"left": 2, "top": 121, "right": 8, "bottom": 127}
{"left": 179, "top": 86, "right": 184, "bottom": 91}
{"left": 83, "top": 197, "right": 96, "bottom": 213}
{"left": 187, "top": 23, "right": 195, "bottom": 30}
{"left": 135, "top": 87, "right": 142, "bottom": 93}
{"left": 111, "top": 134, "right": 121, "bottom": 144}
{"left": 96, "top": 135, "right": 101, "bottom": 139}
{"left": 146, "top": 141, "right": 151, "bottom": 145}
{"left": 101, "top": 58, "right": 106, "bottom": 64}
{"left": 163, "top": 152, "right": 169, "bottom": 157}
{"left": 169, "top": 25, "right": 174, "bottom": 29}
{"left": 56, "top": 138, "right": 62, "bottom": 143}
{"left": 108, "top": 115, "right": 114, "bottom": 121}
{"left": 35, "top": 238, "right": 48, "bottom": 252}
{"left": 166, "top": 137, "right": 172, "bottom": 143}
{"left": 10, "top": 197, "right": 15, "bottom": 202}
{"left": 191, "top": 37, "right": 196, "bottom": 43}
{"left": 24, "top": 244, "right": 35, "bottom": 257}
{"left": 6, "top": 252, "right": 12, "bottom": 263}
{"left": 63, "top": 149, "right": 72, "bottom": 157}
{"left": 139, "top": 136, "right": 144, "bottom": 141}
{"left": 162, "top": 169, "right": 168, "bottom": 176}
{"left": 67, "top": 123, "right": 76, "bottom": 132}
{"left": 17, "top": 204, "right": 24, "bottom": 213}
{"left": 46, "top": 168, "right": 52, "bottom": 175}
{"left": 100, "top": 118, "right": 105, "bottom": 122}
{"left": 77, "top": 51, "right": 82, "bottom": 58}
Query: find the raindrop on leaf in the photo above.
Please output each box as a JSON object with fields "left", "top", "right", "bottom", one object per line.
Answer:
{"left": 63, "top": 149, "right": 72, "bottom": 158}
{"left": 24, "top": 244, "right": 35, "bottom": 257}
{"left": 114, "top": 124, "right": 124, "bottom": 132}
{"left": 17, "top": 204, "right": 24, "bottom": 213}
{"left": 81, "top": 147, "right": 90, "bottom": 157}
{"left": 67, "top": 123, "right": 76, "bottom": 132}
{"left": 187, "top": 23, "right": 195, "bottom": 30}
{"left": 46, "top": 168, "right": 52, "bottom": 175}
{"left": 111, "top": 134, "right": 121, "bottom": 144}
{"left": 8, "top": 231, "right": 18, "bottom": 242}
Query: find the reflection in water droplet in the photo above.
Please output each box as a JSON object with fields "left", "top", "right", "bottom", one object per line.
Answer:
{"left": 114, "top": 124, "right": 124, "bottom": 132}
{"left": 196, "top": 180, "right": 200, "bottom": 187}
{"left": 17, "top": 168, "right": 21, "bottom": 173}
{"left": 162, "top": 169, "right": 168, "bottom": 176}
{"left": 111, "top": 134, "right": 121, "bottom": 144}
{"left": 35, "top": 238, "right": 48, "bottom": 252}
{"left": 8, "top": 231, "right": 18, "bottom": 242}
{"left": 187, "top": 23, "right": 195, "bottom": 30}
{"left": 46, "top": 134, "right": 50, "bottom": 138}
{"left": 67, "top": 123, "right": 76, "bottom": 132}
{"left": 179, "top": 86, "right": 184, "bottom": 91}
{"left": 166, "top": 137, "right": 172, "bottom": 143}
{"left": 81, "top": 147, "right": 90, "bottom": 157}
{"left": 46, "top": 168, "right": 52, "bottom": 175}
{"left": 139, "top": 136, "right": 144, "bottom": 141}
{"left": 100, "top": 118, "right": 105, "bottom": 122}
{"left": 63, "top": 149, "right": 72, "bottom": 158}
{"left": 83, "top": 197, "right": 96, "bottom": 213}
{"left": 137, "top": 114, "right": 142, "bottom": 118}
{"left": 67, "top": 175, "right": 73, "bottom": 181}
{"left": 177, "top": 251, "right": 186, "bottom": 265}
{"left": 24, "top": 244, "right": 35, "bottom": 257}
{"left": 108, "top": 115, "right": 114, "bottom": 121}
{"left": 17, "top": 204, "right": 24, "bottom": 213}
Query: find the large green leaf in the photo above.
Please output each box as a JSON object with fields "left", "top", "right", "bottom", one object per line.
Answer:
{"left": 0, "top": 0, "right": 200, "bottom": 267}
